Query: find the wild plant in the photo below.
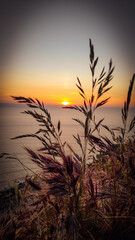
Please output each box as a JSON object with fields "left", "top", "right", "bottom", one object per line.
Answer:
{"left": 89, "top": 74, "right": 135, "bottom": 238}
{"left": 68, "top": 39, "right": 114, "bottom": 172}
{"left": 5, "top": 39, "right": 113, "bottom": 239}
{"left": 1, "top": 39, "right": 135, "bottom": 239}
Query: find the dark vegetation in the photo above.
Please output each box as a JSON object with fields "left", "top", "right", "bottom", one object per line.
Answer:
{"left": 0, "top": 40, "right": 135, "bottom": 240}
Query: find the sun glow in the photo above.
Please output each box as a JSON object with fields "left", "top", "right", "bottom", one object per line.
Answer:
{"left": 62, "top": 100, "right": 69, "bottom": 106}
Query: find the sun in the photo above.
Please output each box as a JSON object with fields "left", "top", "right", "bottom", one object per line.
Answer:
{"left": 62, "top": 100, "right": 69, "bottom": 106}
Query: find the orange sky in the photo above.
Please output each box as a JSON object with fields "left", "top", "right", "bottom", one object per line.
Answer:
{"left": 1, "top": 69, "right": 135, "bottom": 106}
{"left": 0, "top": 1, "right": 135, "bottom": 107}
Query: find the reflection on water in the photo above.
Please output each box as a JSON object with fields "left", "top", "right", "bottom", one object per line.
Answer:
{"left": 0, "top": 103, "right": 134, "bottom": 189}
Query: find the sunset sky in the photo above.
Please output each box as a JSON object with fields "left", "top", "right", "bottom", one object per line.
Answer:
{"left": 0, "top": 0, "right": 135, "bottom": 106}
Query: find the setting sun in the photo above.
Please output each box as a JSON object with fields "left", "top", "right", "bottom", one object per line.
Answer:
{"left": 62, "top": 100, "right": 69, "bottom": 106}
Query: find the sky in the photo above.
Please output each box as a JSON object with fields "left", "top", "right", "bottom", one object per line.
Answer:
{"left": 0, "top": 0, "right": 135, "bottom": 106}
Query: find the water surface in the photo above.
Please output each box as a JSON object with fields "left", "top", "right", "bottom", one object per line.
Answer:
{"left": 0, "top": 103, "right": 134, "bottom": 189}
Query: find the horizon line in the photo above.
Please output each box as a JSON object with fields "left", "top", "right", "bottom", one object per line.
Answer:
{"left": 0, "top": 101, "right": 135, "bottom": 108}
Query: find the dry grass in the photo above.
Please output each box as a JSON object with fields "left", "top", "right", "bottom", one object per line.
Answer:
{"left": 0, "top": 39, "right": 135, "bottom": 240}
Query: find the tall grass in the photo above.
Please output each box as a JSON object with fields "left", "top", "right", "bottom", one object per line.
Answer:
{"left": 0, "top": 40, "right": 135, "bottom": 240}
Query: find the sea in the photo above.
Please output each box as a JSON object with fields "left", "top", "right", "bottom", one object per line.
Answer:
{"left": 0, "top": 103, "right": 134, "bottom": 190}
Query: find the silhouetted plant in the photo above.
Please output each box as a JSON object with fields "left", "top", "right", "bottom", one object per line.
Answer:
{"left": 1, "top": 39, "right": 135, "bottom": 240}
{"left": 68, "top": 39, "right": 114, "bottom": 175}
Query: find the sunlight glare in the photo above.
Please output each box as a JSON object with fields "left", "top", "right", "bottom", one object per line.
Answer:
{"left": 62, "top": 100, "right": 69, "bottom": 106}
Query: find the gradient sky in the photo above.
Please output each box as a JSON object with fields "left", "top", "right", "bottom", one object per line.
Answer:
{"left": 0, "top": 0, "right": 135, "bottom": 105}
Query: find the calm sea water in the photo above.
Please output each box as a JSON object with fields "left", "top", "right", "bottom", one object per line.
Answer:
{"left": 0, "top": 103, "right": 134, "bottom": 189}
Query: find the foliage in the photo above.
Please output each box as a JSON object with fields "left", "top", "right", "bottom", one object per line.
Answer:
{"left": 0, "top": 40, "right": 135, "bottom": 240}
